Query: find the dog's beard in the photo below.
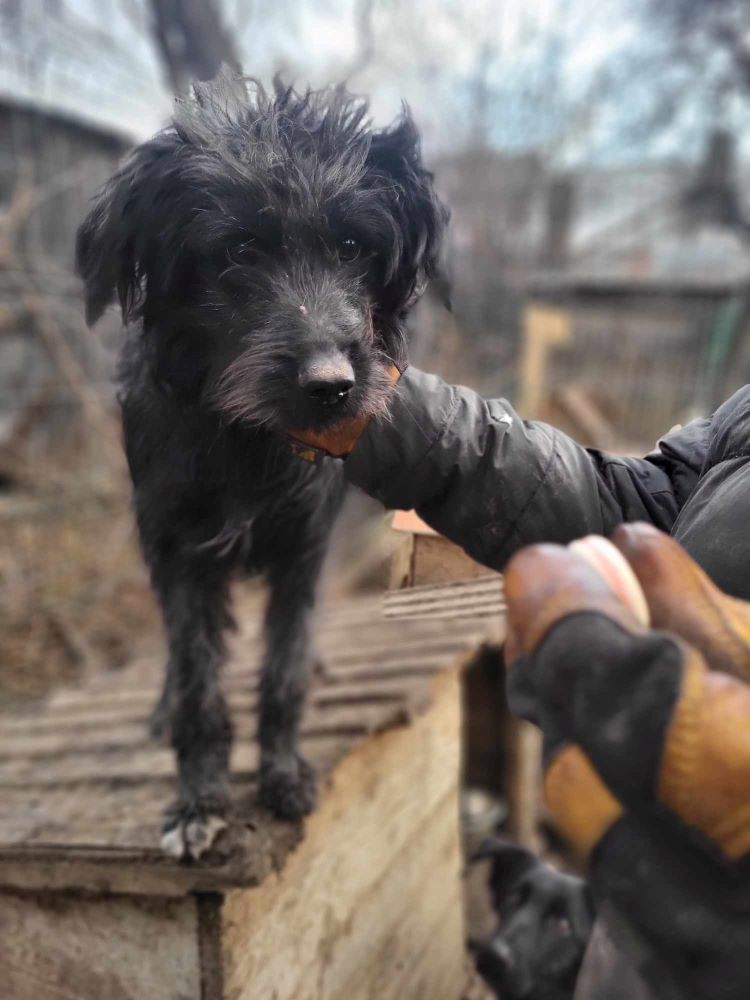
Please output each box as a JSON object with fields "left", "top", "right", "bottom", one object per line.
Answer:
{"left": 210, "top": 342, "right": 396, "bottom": 432}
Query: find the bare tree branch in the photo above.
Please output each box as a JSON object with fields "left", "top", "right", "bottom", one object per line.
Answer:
{"left": 147, "top": 0, "right": 242, "bottom": 94}
{"left": 345, "top": 0, "right": 378, "bottom": 84}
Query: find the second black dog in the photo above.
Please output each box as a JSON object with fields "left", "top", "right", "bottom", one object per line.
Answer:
{"left": 473, "top": 838, "right": 595, "bottom": 1000}
{"left": 76, "top": 71, "right": 447, "bottom": 858}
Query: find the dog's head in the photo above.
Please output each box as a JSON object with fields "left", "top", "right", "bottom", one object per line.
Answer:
{"left": 76, "top": 70, "right": 448, "bottom": 431}
{"left": 473, "top": 838, "right": 594, "bottom": 1000}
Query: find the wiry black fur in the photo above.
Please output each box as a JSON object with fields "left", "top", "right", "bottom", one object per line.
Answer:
{"left": 472, "top": 838, "right": 594, "bottom": 1000}
{"left": 76, "top": 70, "right": 447, "bottom": 855}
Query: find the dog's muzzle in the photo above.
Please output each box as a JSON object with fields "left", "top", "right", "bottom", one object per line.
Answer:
{"left": 298, "top": 352, "right": 355, "bottom": 408}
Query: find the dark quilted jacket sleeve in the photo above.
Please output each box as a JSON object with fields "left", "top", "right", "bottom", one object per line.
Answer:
{"left": 345, "top": 368, "right": 710, "bottom": 570}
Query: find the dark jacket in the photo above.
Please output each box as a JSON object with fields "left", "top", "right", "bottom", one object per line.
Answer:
{"left": 346, "top": 368, "right": 750, "bottom": 598}
{"left": 347, "top": 367, "right": 750, "bottom": 1000}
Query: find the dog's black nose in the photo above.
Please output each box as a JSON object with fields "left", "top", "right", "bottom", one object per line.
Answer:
{"left": 299, "top": 355, "right": 355, "bottom": 407}
{"left": 476, "top": 937, "right": 516, "bottom": 992}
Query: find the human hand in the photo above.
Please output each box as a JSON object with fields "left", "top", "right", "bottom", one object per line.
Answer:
{"left": 504, "top": 524, "right": 750, "bottom": 861}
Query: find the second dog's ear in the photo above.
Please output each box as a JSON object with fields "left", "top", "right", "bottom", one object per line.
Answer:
{"left": 473, "top": 836, "right": 539, "bottom": 913}
{"left": 76, "top": 135, "right": 179, "bottom": 326}
{"left": 367, "top": 107, "right": 449, "bottom": 309}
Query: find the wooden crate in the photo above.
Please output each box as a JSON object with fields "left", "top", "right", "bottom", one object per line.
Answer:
{"left": 385, "top": 517, "right": 543, "bottom": 851}
{"left": 0, "top": 592, "right": 498, "bottom": 1000}
{"left": 389, "top": 510, "right": 495, "bottom": 589}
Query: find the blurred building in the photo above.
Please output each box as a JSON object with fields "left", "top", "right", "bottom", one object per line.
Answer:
{"left": 0, "top": 2, "right": 142, "bottom": 470}
{"left": 416, "top": 131, "right": 750, "bottom": 447}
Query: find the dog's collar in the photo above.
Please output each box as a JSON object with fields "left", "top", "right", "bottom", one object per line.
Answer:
{"left": 288, "top": 362, "right": 404, "bottom": 462}
{"left": 287, "top": 438, "right": 329, "bottom": 465}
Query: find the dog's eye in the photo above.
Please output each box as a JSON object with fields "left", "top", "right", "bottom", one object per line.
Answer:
{"left": 546, "top": 908, "right": 572, "bottom": 936}
{"left": 337, "top": 237, "right": 360, "bottom": 262}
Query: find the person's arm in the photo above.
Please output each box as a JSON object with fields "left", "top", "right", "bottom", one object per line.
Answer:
{"left": 344, "top": 368, "right": 710, "bottom": 569}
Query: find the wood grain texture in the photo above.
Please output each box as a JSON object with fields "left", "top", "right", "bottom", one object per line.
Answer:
{"left": 0, "top": 589, "right": 488, "bottom": 999}
{"left": 389, "top": 530, "right": 498, "bottom": 589}
{"left": 0, "top": 891, "right": 200, "bottom": 1000}
{"left": 220, "top": 668, "right": 465, "bottom": 1000}
{"left": 0, "top": 592, "right": 494, "bottom": 897}
{"left": 384, "top": 575, "right": 505, "bottom": 629}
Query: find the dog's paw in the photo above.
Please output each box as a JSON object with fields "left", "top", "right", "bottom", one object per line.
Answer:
{"left": 259, "top": 754, "right": 317, "bottom": 821}
{"left": 160, "top": 801, "right": 228, "bottom": 860}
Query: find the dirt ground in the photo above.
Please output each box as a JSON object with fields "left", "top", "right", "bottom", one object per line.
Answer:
{"left": 0, "top": 487, "right": 160, "bottom": 707}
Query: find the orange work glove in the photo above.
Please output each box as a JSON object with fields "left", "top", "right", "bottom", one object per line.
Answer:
{"left": 505, "top": 524, "right": 750, "bottom": 862}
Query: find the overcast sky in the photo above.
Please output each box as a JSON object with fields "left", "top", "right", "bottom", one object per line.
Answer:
{"left": 1, "top": 0, "right": 747, "bottom": 165}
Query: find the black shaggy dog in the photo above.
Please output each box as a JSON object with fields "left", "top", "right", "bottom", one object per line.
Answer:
{"left": 473, "top": 839, "right": 594, "bottom": 1000}
{"left": 76, "top": 71, "right": 447, "bottom": 858}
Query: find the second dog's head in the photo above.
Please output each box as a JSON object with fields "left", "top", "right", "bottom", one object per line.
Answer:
{"left": 473, "top": 838, "right": 594, "bottom": 1000}
{"left": 77, "top": 71, "right": 447, "bottom": 432}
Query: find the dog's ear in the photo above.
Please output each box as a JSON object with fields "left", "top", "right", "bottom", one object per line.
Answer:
{"left": 473, "top": 836, "right": 539, "bottom": 913}
{"left": 76, "top": 134, "right": 180, "bottom": 327}
{"left": 367, "top": 106, "right": 449, "bottom": 309}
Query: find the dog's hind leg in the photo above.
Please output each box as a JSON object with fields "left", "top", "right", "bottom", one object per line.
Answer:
{"left": 257, "top": 552, "right": 325, "bottom": 821}
{"left": 151, "top": 559, "right": 235, "bottom": 859}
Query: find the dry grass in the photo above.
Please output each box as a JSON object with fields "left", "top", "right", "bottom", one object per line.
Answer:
{"left": 0, "top": 481, "right": 159, "bottom": 707}
{"left": 0, "top": 469, "right": 395, "bottom": 709}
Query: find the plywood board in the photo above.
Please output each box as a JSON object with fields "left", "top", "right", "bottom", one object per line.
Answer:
{"left": 220, "top": 669, "right": 465, "bottom": 1000}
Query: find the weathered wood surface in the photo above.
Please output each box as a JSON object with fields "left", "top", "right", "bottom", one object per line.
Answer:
{"left": 0, "top": 590, "right": 497, "bottom": 897}
{"left": 0, "top": 669, "right": 467, "bottom": 1000}
{"left": 219, "top": 669, "right": 465, "bottom": 1000}
{"left": 0, "top": 892, "right": 201, "bottom": 1000}
{"left": 0, "top": 591, "right": 480, "bottom": 1000}
{"left": 389, "top": 510, "right": 501, "bottom": 590}
{"left": 384, "top": 575, "right": 505, "bottom": 629}
{"left": 385, "top": 574, "right": 545, "bottom": 849}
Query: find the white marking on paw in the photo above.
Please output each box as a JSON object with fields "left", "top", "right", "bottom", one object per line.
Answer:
{"left": 160, "top": 825, "right": 186, "bottom": 859}
{"left": 185, "top": 815, "right": 228, "bottom": 860}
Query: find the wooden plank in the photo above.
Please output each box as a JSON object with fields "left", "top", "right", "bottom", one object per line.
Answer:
{"left": 411, "top": 533, "right": 497, "bottom": 587}
{"left": 506, "top": 718, "right": 544, "bottom": 852}
{"left": 0, "top": 701, "right": 418, "bottom": 761}
{"left": 0, "top": 668, "right": 466, "bottom": 897}
{"left": 389, "top": 532, "right": 416, "bottom": 590}
{"left": 0, "top": 733, "right": 351, "bottom": 788}
{"left": 0, "top": 645, "right": 467, "bottom": 726}
{"left": 390, "top": 511, "right": 495, "bottom": 589}
{"left": 0, "top": 817, "right": 302, "bottom": 897}
{"left": 0, "top": 892, "right": 201, "bottom": 1000}
{"left": 384, "top": 575, "right": 505, "bottom": 627}
{"left": 221, "top": 668, "right": 465, "bottom": 1000}
{"left": 0, "top": 591, "right": 492, "bottom": 898}
{"left": 384, "top": 575, "right": 504, "bottom": 604}
{"left": 518, "top": 303, "right": 572, "bottom": 416}
{"left": 0, "top": 680, "right": 417, "bottom": 735}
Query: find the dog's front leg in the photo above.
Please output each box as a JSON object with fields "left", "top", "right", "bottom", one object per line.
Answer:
{"left": 154, "top": 564, "right": 234, "bottom": 859}
{"left": 257, "top": 562, "right": 321, "bottom": 820}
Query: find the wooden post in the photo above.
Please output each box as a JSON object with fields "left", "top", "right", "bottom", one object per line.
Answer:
{"left": 385, "top": 539, "right": 543, "bottom": 851}
{"left": 518, "top": 304, "right": 571, "bottom": 417}
{"left": 506, "top": 718, "right": 544, "bottom": 852}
